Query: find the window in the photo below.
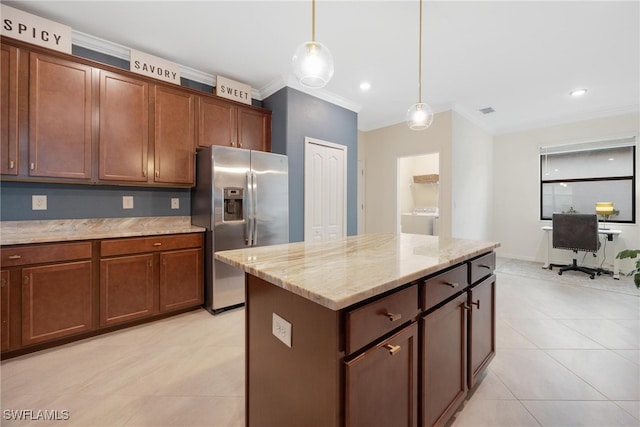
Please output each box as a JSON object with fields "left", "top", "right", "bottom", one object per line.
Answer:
{"left": 540, "top": 136, "right": 636, "bottom": 224}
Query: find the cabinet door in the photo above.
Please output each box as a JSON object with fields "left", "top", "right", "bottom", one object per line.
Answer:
{"left": 21, "top": 261, "right": 92, "bottom": 346}
{"left": 421, "top": 293, "right": 468, "bottom": 427}
{"left": 237, "top": 106, "right": 271, "bottom": 151}
{"left": 345, "top": 322, "right": 418, "bottom": 427}
{"left": 196, "top": 96, "right": 236, "bottom": 148}
{"left": 100, "top": 254, "right": 155, "bottom": 326}
{"left": 159, "top": 248, "right": 203, "bottom": 312}
{"left": 99, "top": 70, "right": 149, "bottom": 182}
{"left": 1, "top": 44, "right": 19, "bottom": 175}
{"left": 1, "top": 270, "right": 10, "bottom": 351}
{"left": 29, "top": 53, "right": 92, "bottom": 179}
{"left": 468, "top": 274, "right": 496, "bottom": 389}
{"left": 153, "top": 85, "right": 195, "bottom": 185}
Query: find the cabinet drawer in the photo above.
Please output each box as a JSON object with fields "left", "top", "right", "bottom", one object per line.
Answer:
{"left": 468, "top": 252, "right": 495, "bottom": 285}
{"left": 0, "top": 242, "right": 92, "bottom": 267}
{"left": 100, "top": 233, "right": 203, "bottom": 257}
{"left": 421, "top": 264, "right": 467, "bottom": 311}
{"left": 345, "top": 284, "right": 418, "bottom": 355}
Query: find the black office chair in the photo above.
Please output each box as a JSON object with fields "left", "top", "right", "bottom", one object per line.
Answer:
{"left": 549, "top": 213, "right": 599, "bottom": 279}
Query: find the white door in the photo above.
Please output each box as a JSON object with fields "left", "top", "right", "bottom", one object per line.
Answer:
{"left": 304, "top": 137, "right": 347, "bottom": 242}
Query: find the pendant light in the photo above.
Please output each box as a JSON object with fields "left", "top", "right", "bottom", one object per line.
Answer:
{"left": 406, "top": 0, "right": 434, "bottom": 130}
{"left": 292, "top": 0, "right": 334, "bottom": 88}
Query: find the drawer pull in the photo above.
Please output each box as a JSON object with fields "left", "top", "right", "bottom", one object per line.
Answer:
{"left": 479, "top": 264, "right": 492, "bottom": 269}
{"left": 385, "top": 312, "right": 402, "bottom": 322}
{"left": 384, "top": 343, "right": 401, "bottom": 355}
{"left": 8, "top": 255, "right": 21, "bottom": 260}
{"left": 153, "top": 243, "right": 162, "bottom": 247}
{"left": 471, "top": 299, "right": 480, "bottom": 309}
{"left": 443, "top": 281, "right": 459, "bottom": 288}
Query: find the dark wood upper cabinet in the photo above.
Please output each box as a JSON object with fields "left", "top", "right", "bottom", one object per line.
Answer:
{"left": 197, "top": 95, "right": 236, "bottom": 148}
{"left": 99, "top": 70, "right": 149, "bottom": 182}
{"left": 238, "top": 105, "right": 271, "bottom": 152}
{"left": 153, "top": 85, "right": 195, "bottom": 185}
{"left": 1, "top": 44, "right": 19, "bottom": 175}
{"left": 29, "top": 52, "right": 92, "bottom": 180}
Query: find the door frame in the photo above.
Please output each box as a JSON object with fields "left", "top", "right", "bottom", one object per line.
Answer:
{"left": 304, "top": 137, "right": 348, "bottom": 241}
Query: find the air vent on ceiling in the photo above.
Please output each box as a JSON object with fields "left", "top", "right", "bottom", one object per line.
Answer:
{"left": 479, "top": 107, "right": 495, "bottom": 114}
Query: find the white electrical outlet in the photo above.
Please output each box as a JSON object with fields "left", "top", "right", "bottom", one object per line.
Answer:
{"left": 272, "top": 313, "right": 292, "bottom": 348}
{"left": 122, "top": 196, "right": 134, "bottom": 209}
{"left": 32, "top": 195, "right": 47, "bottom": 210}
{"left": 171, "top": 198, "right": 180, "bottom": 209}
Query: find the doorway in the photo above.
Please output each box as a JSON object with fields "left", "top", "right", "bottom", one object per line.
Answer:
{"left": 397, "top": 153, "right": 440, "bottom": 235}
{"left": 304, "top": 137, "right": 347, "bottom": 242}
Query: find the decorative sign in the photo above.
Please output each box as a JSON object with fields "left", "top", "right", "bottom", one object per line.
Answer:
{"left": 1, "top": 4, "right": 72, "bottom": 54}
{"left": 216, "top": 75, "right": 252, "bottom": 105}
{"left": 130, "top": 49, "right": 181, "bottom": 85}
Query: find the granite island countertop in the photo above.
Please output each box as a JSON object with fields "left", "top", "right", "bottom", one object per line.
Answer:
{"left": 0, "top": 216, "right": 205, "bottom": 246}
{"left": 215, "top": 233, "right": 500, "bottom": 310}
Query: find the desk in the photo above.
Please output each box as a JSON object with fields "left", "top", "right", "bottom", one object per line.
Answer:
{"left": 542, "top": 226, "right": 622, "bottom": 279}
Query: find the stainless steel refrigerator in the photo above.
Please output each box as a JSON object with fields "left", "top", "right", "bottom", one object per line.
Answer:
{"left": 191, "top": 146, "right": 289, "bottom": 313}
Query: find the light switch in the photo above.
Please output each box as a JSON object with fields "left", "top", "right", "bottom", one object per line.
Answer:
{"left": 122, "top": 196, "right": 134, "bottom": 209}
{"left": 272, "top": 313, "right": 292, "bottom": 348}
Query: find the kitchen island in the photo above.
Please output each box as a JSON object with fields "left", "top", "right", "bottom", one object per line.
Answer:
{"left": 215, "top": 233, "right": 500, "bottom": 427}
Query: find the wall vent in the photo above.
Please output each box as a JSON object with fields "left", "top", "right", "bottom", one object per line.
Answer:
{"left": 479, "top": 107, "right": 495, "bottom": 114}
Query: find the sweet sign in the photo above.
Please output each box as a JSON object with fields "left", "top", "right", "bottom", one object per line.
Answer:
{"left": 1, "top": 4, "right": 72, "bottom": 54}
{"left": 130, "top": 49, "right": 181, "bottom": 85}
{"left": 216, "top": 75, "right": 252, "bottom": 105}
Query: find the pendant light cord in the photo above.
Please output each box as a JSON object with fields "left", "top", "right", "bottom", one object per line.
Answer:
{"left": 418, "top": 0, "right": 423, "bottom": 103}
{"left": 312, "top": 0, "right": 316, "bottom": 42}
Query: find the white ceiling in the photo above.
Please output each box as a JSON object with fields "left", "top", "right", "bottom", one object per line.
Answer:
{"left": 6, "top": 0, "right": 640, "bottom": 133}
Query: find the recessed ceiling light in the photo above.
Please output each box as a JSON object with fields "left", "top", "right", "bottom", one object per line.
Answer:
{"left": 570, "top": 88, "right": 588, "bottom": 97}
{"left": 359, "top": 81, "right": 371, "bottom": 91}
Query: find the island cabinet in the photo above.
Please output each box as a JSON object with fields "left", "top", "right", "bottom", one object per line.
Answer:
{"left": 196, "top": 95, "right": 271, "bottom": 152}
{"left": 99, "top": 233, "right": 203, "bottom": 327}
{"left": 0, "top": 242, "right": 93, "bottom": 349}
{"left": 1, "top": 270, "right": 10, "bottom": 351}
{"left": 241, "top": 248, "right": 496, "bottom": 427}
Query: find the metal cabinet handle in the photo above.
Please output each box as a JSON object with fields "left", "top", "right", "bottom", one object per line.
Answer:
{"left": 471, "top": 299, "right": 480, "bottom": 309}
{"left": 9, "top": 160, "right": 14, "bottom": 169}
{"left": 479, "top": 264, "right": 492, "bottom": 269}
{"left": 463, "top": 300, "right": 480, "bottom": 311}
{"left": 153, "top": 242, "right": 162, "bottom": 247}
{"left": 8, "top": 255, "right": 21, "bottom": 260}
{"left": 443, "top": 281, "right": 458, "bottom": 288}
{"left": 385, "top": 312, "right": 402, "bottom": 322}
{"left": 384, "top": 344, "right": 401, "bottom": 355}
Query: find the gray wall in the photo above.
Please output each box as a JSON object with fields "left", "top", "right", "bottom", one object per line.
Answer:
{"left": 0, "top": 182, "right": 190, "bottom": 221}
{"left": 263, "top": 87, "right": 358, "bottom": 242}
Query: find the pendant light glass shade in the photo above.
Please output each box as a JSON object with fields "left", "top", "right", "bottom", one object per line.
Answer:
{"left": 292, "top": 41, "right": 334, "bottom": 88}
{"left": 406, "top": 102, "right": 434, "bottom": 131}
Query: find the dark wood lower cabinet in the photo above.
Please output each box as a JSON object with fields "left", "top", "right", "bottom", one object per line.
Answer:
{"left": 21, "top": 261, "right": 92, "bottom": 345}
{"left": 421, "top": 293, "right": 468, "bottom": 427}
{"left": 468, "top": 274, "right": 496, "bottom": 389}
{"left": 345, "top": 322, "right": 418, "bottom": 427}
{"left": 100, "top": 254, "right": 155, "bottom": 326}
{"left": 159, "top": 248, "right": 203, "bottom": 312}
{"left": 1, "top": 233, "right": 204, "bottom": 358}
{"left": 1, "top": 270, "right": 10, "bottom": 351}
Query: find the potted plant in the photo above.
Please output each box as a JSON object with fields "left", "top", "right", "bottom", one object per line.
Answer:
{"left": 616, "top": 249, "right": 640, "bottom": 289}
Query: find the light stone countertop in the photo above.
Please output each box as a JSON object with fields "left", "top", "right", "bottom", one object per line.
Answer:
{"left": 215, "top": 233, "right": 500, "bottom": 310}
{"left": 0, "top": 216, "right": 205, "bottom": 246}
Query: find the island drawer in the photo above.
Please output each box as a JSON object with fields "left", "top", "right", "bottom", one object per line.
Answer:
{"left": 345, "top": 284, "right": 418, "bottom": 355}
{"left": 468, "top": 252, "right": 496, "bottom": 284}
{"left": 100, "top": 233, "right": 203, "bottom": 257}
{"left": 0, "top": 242, "right": 92, "bottom": 267}
{"left": 421, "top": 264, "right": 467, "bottom": 311}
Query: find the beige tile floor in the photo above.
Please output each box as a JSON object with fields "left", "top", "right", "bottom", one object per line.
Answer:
{"left": 1, "top": 258, "right": 638, "bottom": 427}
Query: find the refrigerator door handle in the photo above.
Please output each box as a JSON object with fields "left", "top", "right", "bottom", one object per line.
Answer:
{"left": 252, "top": 171, "right": 258, "bottom": 246}
{"left": 245, "top": 171, "right": 253, "bottom": 246}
